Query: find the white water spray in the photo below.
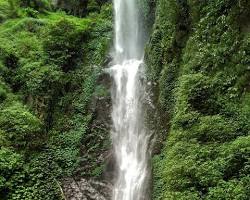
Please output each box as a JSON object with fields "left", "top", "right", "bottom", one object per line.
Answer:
{"left": 109, "top": 0, "right": 150, "bottom": 200}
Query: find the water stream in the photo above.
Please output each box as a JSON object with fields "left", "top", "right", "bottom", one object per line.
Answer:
{"left": 109, "top": 0, "right": 150, "bottom": 199}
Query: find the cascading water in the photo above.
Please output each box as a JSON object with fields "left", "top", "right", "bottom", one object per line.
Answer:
{"left": 108, "top": 0, "right": 150, "bottom": 200}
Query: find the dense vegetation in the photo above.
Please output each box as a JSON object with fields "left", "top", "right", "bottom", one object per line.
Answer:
{"left": 0, "top": 0, "right": 112, "bottom": 199}
{"left": 1, "top": 0, "right": 250, "bottom": 199}
{"left": 145, "top": 0, "right": 250, "bottom": 199}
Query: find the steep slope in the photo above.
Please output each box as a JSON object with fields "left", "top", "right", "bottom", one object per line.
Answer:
{"left": 0, "top": 1, "right": 112, "bottom": 199}
{"left": 146, "top": 0, "right": 250, "bottom": 199}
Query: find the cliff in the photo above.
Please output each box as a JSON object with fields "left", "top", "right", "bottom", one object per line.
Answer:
{"left": 145, "top": 0, "right": 250, "bottom": 199}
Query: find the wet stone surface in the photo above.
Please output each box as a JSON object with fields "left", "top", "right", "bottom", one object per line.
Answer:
{"left": 62, "top": 178, "right": 112, "bottom": 200}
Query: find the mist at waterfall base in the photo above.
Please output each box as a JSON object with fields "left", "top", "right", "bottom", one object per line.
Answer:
{"left": 107, "top": 0, "right": 151, "bottom": 200}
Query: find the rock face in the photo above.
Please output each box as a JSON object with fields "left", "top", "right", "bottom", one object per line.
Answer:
{"left": 62, "top": 71, "right": 114, "bottom": 200}
{"left": 62, "top": 178, "right": 112, "bottom": 200}
{"left": 146, "top": 1, "right": 250, "bottom": 199}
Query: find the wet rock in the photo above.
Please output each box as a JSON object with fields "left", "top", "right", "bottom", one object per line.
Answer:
{"left": 62, "top": 178, "right": 112, "bottom": 200}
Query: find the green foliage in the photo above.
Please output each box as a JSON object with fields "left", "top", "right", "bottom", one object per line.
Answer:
{"left": 0, "top": 85, "right": 7, "bottom": 103}
{"left": 145, "top": 0, "right": 178, "bottom": 82}
{"left": 87, "top": 0, "right": 99, "bottom": 13}
{"left": 0, "top": 0, "right": 20, "bottom": 21}
{"left": 43, "top": 18, "right": 87, "bottom": 72}
{"left": 0, "top": 148, "right": 23, "bottom": 199}
{"left": 0, "top": 103, "right": 42, "bottom": 149}
{"left": 19, "top": 0, "right": 51, "bottom": 12}
{"left": 0, "top": 0, "right": 10, "bottom": 22}
{"left": 17, "top": 62, "right": 63, "bottom": 95}
{"left": 0, "top": 2, "right": 112, "bottom": 199}
{"left": 147, "top": 0, "right": 250, "bottom": 199}
{"left": 53, "top": 0, "right": 110, "bottom": 17}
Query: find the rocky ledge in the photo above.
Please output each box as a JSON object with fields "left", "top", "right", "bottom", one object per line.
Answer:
{"left": 62, "top": 178, "right": 112, "bottom": 200}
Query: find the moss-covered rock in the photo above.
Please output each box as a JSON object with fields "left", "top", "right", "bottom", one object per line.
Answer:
{"left": 146, "top": 0, "right": 250, "bottom": 199}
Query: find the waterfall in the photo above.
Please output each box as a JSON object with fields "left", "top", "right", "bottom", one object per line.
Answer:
{"left": 108, "top": 0, "right": 150, "bottom": 199}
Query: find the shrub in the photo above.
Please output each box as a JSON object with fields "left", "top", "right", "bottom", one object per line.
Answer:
{"left": 0, "top": 103, "right": 42, "bottom": 149}
{"left": 43, "top": 19, "right": 86, "bottom": 72}
{"left": 0, "top": 147, "right": 23, "bottom": 199}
